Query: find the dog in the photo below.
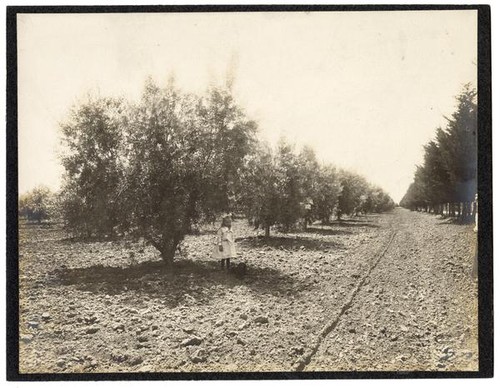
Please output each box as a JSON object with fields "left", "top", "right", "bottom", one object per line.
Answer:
{"left": 229, "top": 262, "right": 247, "bottom": 278}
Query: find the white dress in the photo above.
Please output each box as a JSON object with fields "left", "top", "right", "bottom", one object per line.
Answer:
{"left": 212, "top": 226, "right": 237, "bottom": 259}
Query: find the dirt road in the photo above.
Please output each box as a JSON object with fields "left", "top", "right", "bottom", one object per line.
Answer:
{"left": 18, "top": 208, "right": 478, "bottom": 373}
{"left": 302, "top": 209, "right": 478, "bottom": 371}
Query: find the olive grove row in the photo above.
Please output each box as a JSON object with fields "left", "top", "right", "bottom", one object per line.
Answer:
{"left": 20, "top": 78, "right": 394, "bottom": 263}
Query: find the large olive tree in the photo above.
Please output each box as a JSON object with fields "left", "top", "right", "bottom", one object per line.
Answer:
{"left": 122, "top": 80, "right": 256, "bottom": 263}
{"left": 60, "top": 79, "right": 256, "bottom": 264}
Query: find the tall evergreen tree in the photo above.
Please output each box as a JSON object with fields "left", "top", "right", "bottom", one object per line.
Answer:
{"left": 401, "top": 84, "right": 477, "bottom": 217}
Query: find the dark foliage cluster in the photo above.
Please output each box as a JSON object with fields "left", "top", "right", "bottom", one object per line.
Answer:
{"left": 400, "top": 84, "right": 477, "bottom": 221}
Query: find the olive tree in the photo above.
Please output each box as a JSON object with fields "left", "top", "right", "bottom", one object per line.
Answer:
{"left": 121, "top": 80, "right": 256, "bottom": 263}
{"left": 59, "top": 97, "right": 126, "bottom": 237}
{"left": 238, "top": 143, "right": 280, "bottom": 237}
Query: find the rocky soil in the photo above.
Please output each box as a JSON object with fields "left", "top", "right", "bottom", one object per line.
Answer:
{"left": 18, "top": 208, "right": 478, "bottom": 373}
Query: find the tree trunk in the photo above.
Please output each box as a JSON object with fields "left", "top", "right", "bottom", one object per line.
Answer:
{"left": 265, "top": 224, "right": 270, "bottom": 238}
{"left": 160, "top": 247, "right": 176, "bottom": 265}
{"left": 156, "top": 239, "right": 179, "bottom": 266}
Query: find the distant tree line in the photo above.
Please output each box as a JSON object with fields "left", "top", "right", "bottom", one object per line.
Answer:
{"left": 19, "top": 186, "right": 57, "bottom": 223}
{"left": 22, "top": 77, "right": 394, "bottom": 263}
{"left": 399, "top": 84, "right": 477, "bottom": 222}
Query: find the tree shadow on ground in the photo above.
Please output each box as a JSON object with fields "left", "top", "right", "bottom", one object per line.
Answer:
{"left": 437, "top": 217, "right": 474, "bottom": 226}
{"left": 329, "top": 220, "right": 380, "bottom": 228}
{"left": 238, "top": 235, "right": 343, "bottom": 251}
{"left": 52, "top": 258, "right": 303, "bottom": 308}
{"left": 304, "top": 227, "right": 352, "bottom": 236}
{"left": 59, "top": 235, "right": 126, "bottom": 244}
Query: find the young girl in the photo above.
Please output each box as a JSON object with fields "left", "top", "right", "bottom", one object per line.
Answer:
{"left": 213, "top": 214, "right": 237, "bottom": 269}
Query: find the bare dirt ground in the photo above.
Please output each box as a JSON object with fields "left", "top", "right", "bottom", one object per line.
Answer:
{"left": 18, "top": 208, "right": 478, "bottom": 373}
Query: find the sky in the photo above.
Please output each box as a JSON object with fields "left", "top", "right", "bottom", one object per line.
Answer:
{"left": 17, "top": 10, "right": 477, "bottom": 202}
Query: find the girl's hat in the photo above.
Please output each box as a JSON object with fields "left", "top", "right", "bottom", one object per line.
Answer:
{"left": 221, "top": 213, "right": 232, "bottom": 220}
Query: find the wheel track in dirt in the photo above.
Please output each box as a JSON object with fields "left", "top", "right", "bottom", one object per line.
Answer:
{"left": 293, "top": 228, "right": 398, "bottom": 372}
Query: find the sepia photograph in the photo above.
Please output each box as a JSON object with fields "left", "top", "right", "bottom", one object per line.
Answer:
{"left": 7, "top": 4, "right": 492, "bottom": 379}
